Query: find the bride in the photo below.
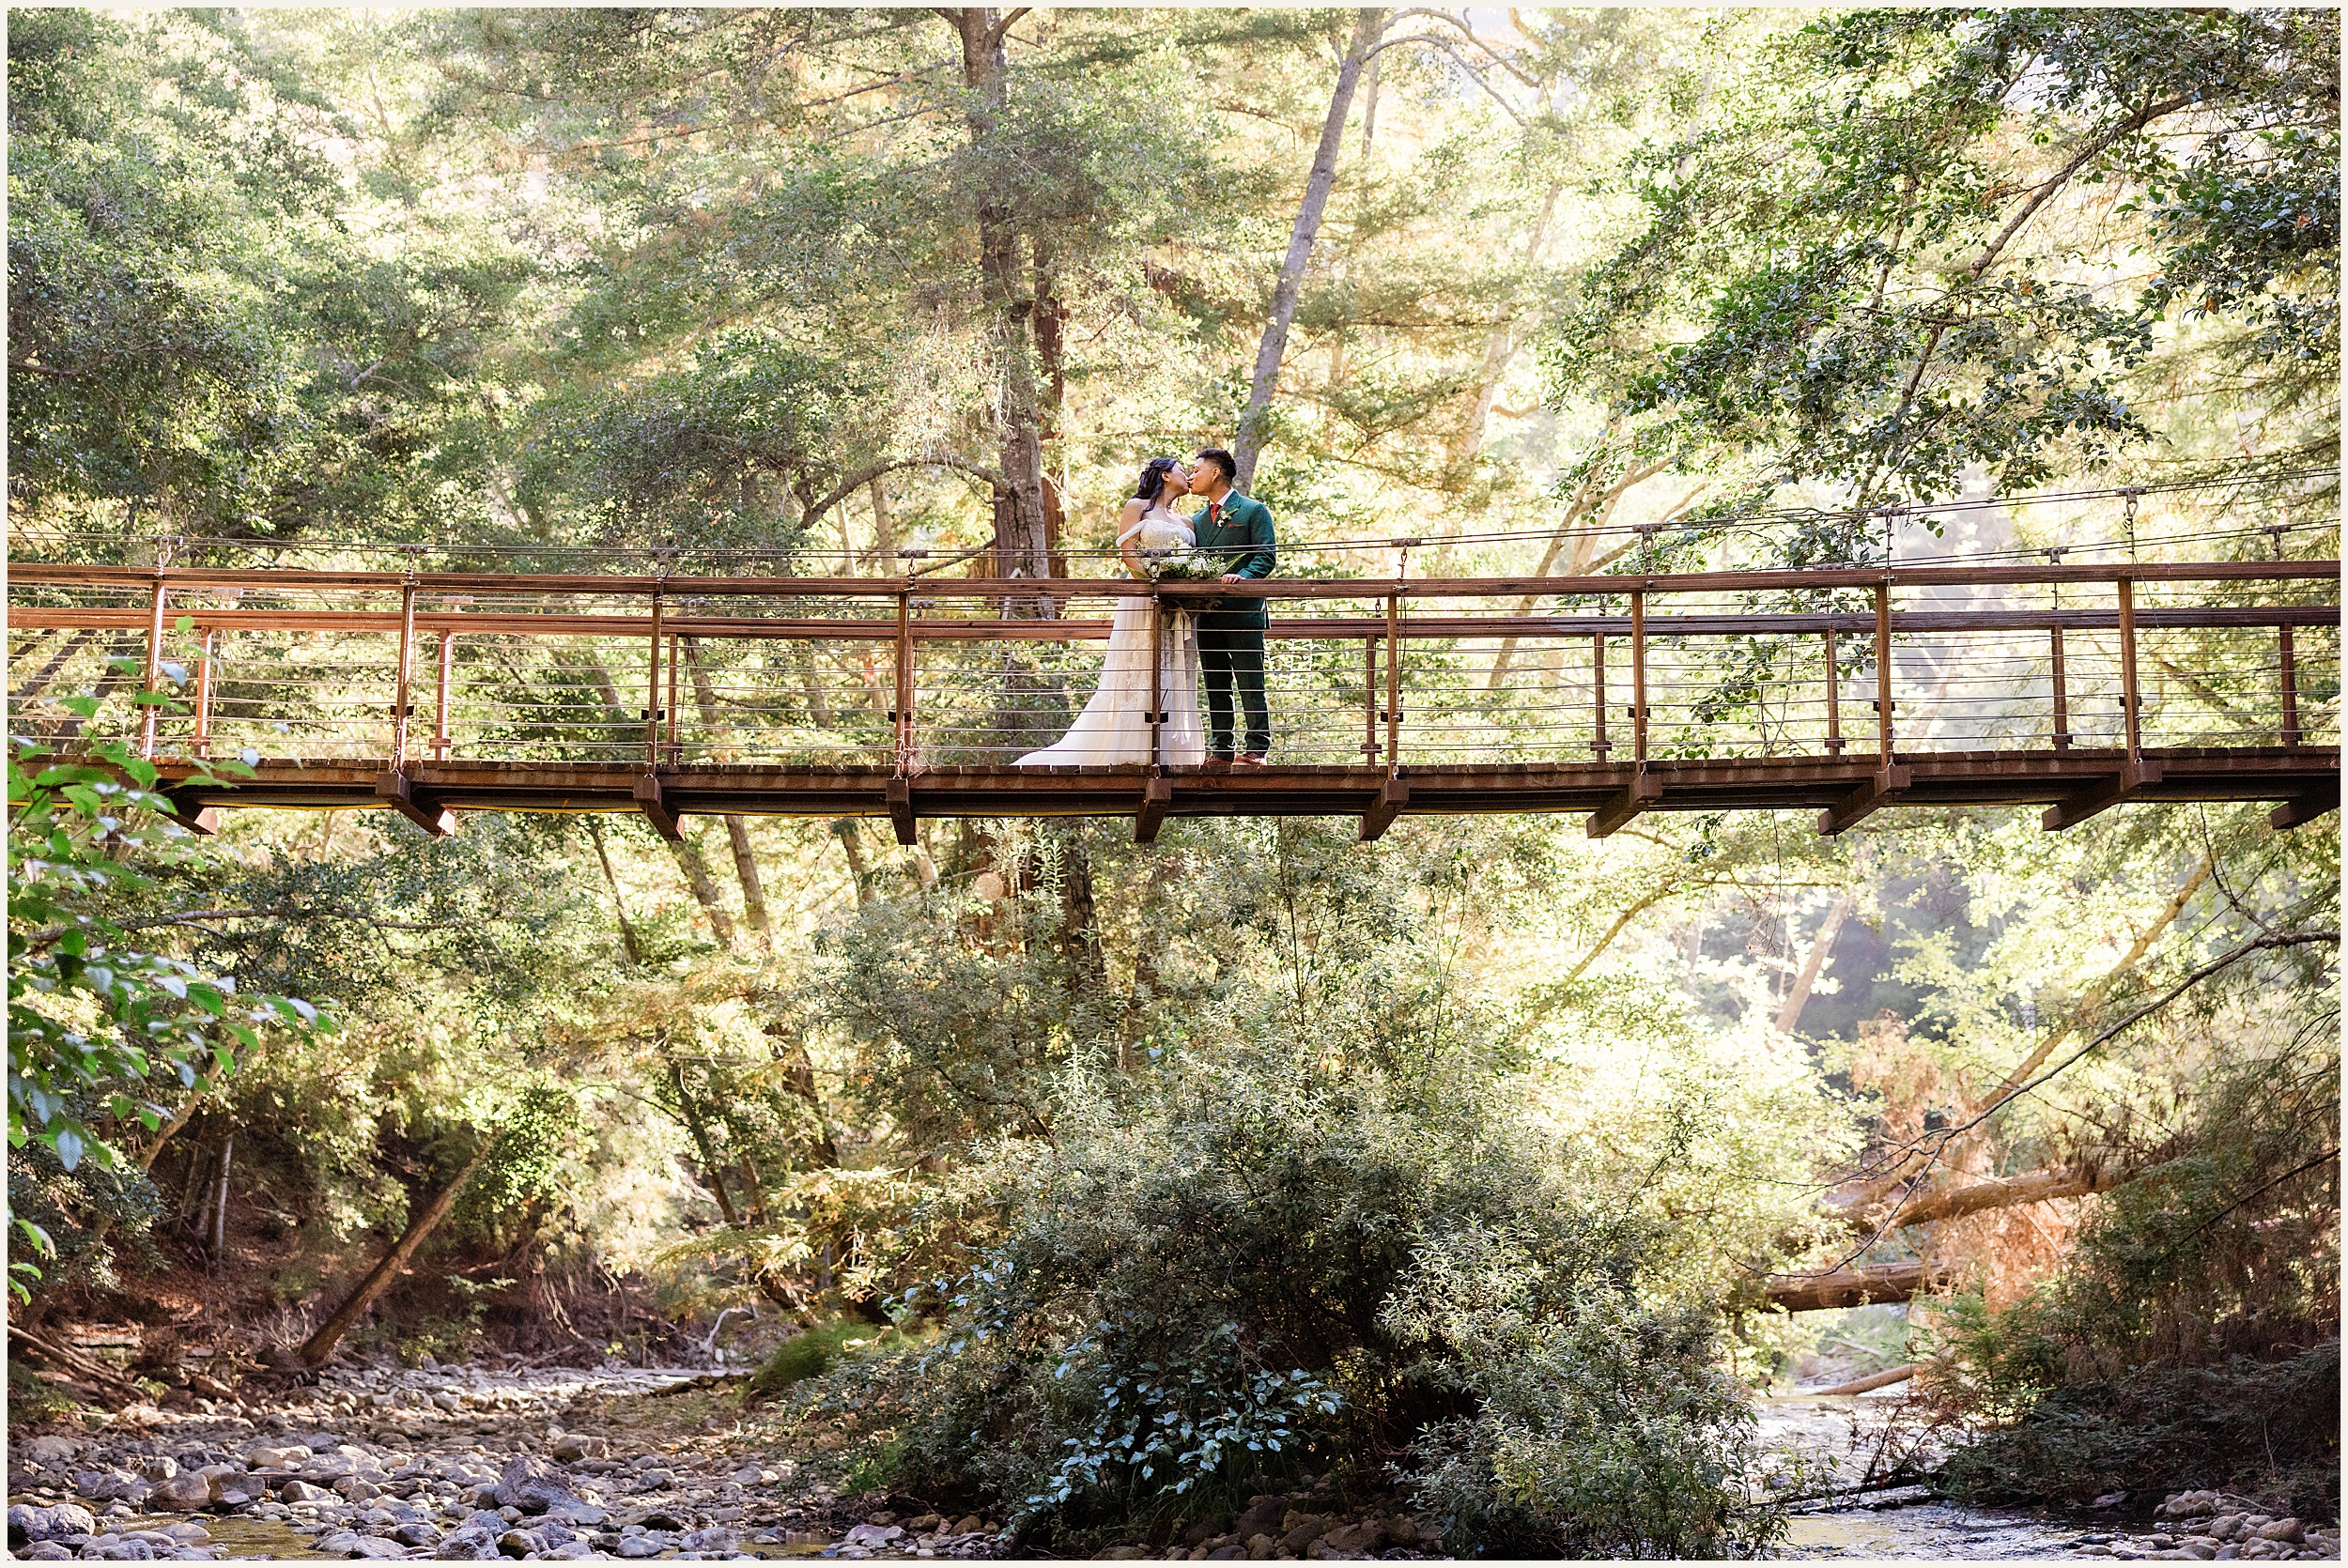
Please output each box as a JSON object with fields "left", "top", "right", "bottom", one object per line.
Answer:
{"left": 1014, "top": 456, "right": 1206, "bottom": 768}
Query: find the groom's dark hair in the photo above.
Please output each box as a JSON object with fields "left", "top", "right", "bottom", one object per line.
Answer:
{"left": 1195, "top": 447, "right": 1237, "bottom": 484}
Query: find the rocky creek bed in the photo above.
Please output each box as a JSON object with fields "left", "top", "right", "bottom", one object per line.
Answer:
{"left": 6, "top": 1368, "right": 2339, "bottom": 1560}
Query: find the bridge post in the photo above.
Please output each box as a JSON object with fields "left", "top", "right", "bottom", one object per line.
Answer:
{"left": 1138, "top": 591, "right": 1169, "bottom": 844}
{"left": 1823, "top": 626, "right": 1842, "bottom": 754}
{"left": 892, "top": 588, "right": 915, "bottom": 776}
{"left": 192, "top": 628, "right": 214, "bottom": 760}
{"left": 667, "top": 632, "right": 682, "bottom": 763}
{"left": 1383, "top": 592, "right": 1402, "bottom": 769}
{"left": 1591, "top": 631, "right": 1608, "bottom": 759}
{"left": 2118, "top": 575, "right": 2141, "bottom": 764}
{"left": 1631, "top": 588, "right": 1648, "bottom": 765}
{"left": 1362, "top": 635, "right": 1380, "bottom": 762}
{"left": 392, "top": 581, "right": 417, "bottom": 768}
{"left": 645, "top": 589, "right": 665, "bottom": 765}
{"left": 2043, "top": 575, "right": 2160, "bottom": 831}
{"left": 432, "top": 632, "right": 455, "bottom": 761}
{"left": 139, "top": 577, "right": 166, "bottom": 760}
{"left": 1874, "top": 582, "right": 1893, "bottom": 763}
{"left": 2279, "top": 624, "right": 2301, "bottom": 746}
{"left": 2050, "top": 625, "right": 2071, "bottom": 748}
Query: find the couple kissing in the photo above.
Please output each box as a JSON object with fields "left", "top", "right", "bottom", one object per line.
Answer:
{"left": 1013, "top": 447, "right": 1274, "bottom": 770}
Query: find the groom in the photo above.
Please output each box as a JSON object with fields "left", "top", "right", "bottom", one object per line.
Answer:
{"left": 1188, "top": 447, "right": 1275, "bottom": 766}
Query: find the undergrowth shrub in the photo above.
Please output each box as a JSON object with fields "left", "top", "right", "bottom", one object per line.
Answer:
{"left": 1928, "top": 1028, "right": 2340, "bottom": 1517}
{"left": 868, "top": 1038, "right": 1774, "bottom": 1554}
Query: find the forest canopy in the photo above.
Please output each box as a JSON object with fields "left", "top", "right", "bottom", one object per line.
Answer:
{"left": 6, "top": 5, "right": 2339, "bottom": 1557}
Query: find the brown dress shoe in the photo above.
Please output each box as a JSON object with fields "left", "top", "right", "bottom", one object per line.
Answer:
{"left": 1204, "top": 756, "right": 1233, "bottom": 772}
{"left": 1235, "top": 753, "right": 1269, "bottom": 767}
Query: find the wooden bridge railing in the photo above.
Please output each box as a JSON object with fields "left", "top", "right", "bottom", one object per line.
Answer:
{"left": 8, "top": 560, "right": 2339, "bottom": 838}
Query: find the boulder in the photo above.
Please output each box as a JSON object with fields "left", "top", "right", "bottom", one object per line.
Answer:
{"left": 549, "top": 1436, "right": 607, "bottom": 1463}
{"left": 681, "top": 1526, "right": 741, "bottom": 1554}
{"left": 1319, "top": 1520, "right": 1387, "bottom": 1556}
{"left": 147, "top": 1472, "right": 218, "bottom": 1512}
{"left": 2254, "top": 1520, "right": 2304, "bottom": 1544}
{"left": 491, "top": 1455, "right": 588, "bottom": 1516}
{"left": 17, "top": 1543, "right": 74, "bottom": 1560}
{"left": 1276, "top": 1514, "right": 1332, "bottom": 1556}
{"left": 245, "top": 1446, "right": 312, "bottom": 1470}
{"left": 498, "top": 1529, "right": 548, "bottom": 1556}
{"left": 75, "top": 1470, "right": 151, "bottom": 1505}
{"left": 844, "top": 1524, "right": 903, "bottom": 1548}
{"left": 1233, "top": 1498, "right": 1289, "bottom": 1543}
{"left": 348, "top": 1538, "right": 407, "bottom": 1560}
{"left": 433, "top": 1525, "right": 502, "bottom": 1560}
{"left": 18, "top": 1437, "right": 83, "bottom": 1467}
{"left": 279, "top": 1481, "right": 337, "bottom": 1503}
{"left": 10, "top": 1502, "right": 98, "bottom": 1544}
{"left": 139, "top": 1457, "right": 180, "bottom": 1483}
{"left": 615, "top": 1540, "right": 662, "bottom": 1560}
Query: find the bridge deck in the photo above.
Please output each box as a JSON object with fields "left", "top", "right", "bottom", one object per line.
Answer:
{"left": 10, "top": 559, "right": 2338, "bottom": 840}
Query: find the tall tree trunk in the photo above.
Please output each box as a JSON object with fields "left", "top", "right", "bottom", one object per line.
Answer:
{"left": 723, "top": 820, "right": 772, "bottom": 943}
{"left": 868, "top": 477, "right": 898, "bottom": 561}
{"left": 1777, "top": 894, "right": 1854, "bottom": 1035}
{"left": 300, "top": 1141, "right": 493, "bottom": 1367}
{"left": 1233, "top": 8, "right": 1387, "bottom": 492}
{"left": 832, "top": 818, "right": 872, "bottom": 907}
{"left": 587, "top": 818, "right": 644, "bottom": 965}
{"left": 671, "top": 833, "right": 738, "bottom": 950}
{"left": 952, "top": 7, "right": 1054, "bottom": 612}
{"left": 668, "top": 1056, "right": 742, "bottom": 1228}
{"left": 678, "top": 637, "right": 774, "bottom": 942}
{"left": 1446, "top": 182, "right": 1565, "bottom": 467}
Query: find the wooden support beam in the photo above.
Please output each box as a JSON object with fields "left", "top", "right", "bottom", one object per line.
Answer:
{"left": 1359, "top": 776, "right": 1409, "bottom": 842}
{"left": 2272, "top": 787, "right": 2339, "bottom": 830}
{"left": 885, "top": 776, "right": 915, "bottom": 846}
{"left": 374, "top": 771, "right": 456, "bottom": 837}
{"left": 2043, "top": 758, "right": 2164, "bottom": 831}
{"left": 162, "top": 791, "right": 222, "bottom": 836}
{"left": 1585, "top": 770, "right": 1661, "bottom": 838}
{"left": 1135, "top": 776, "right": 1173, "bottom": 844}
{"left": 1817, "top": 764, "right": 1912, "bottom": 837}
{"left": 633, "top": 774, "right": 683, "bottom": 841}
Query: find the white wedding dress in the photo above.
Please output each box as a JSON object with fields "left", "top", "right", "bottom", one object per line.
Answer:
{"left": 1014, "top": 508, "right": 1206, "bottom": 767}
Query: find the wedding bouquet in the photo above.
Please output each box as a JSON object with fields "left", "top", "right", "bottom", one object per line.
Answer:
{"left": 1147, "top": 547, "right": 1226, "bottom": 581}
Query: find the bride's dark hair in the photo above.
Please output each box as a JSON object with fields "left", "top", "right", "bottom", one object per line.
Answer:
{"left": 1133, "top": 456, "right": 1182, "bottom": 500}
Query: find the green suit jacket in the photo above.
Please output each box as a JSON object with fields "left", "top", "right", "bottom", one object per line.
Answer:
{"left": 1193, "top": 491, "right": 1276, "bottom": 631}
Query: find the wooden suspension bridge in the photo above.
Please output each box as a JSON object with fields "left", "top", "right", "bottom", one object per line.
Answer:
{"left": 8, "top": 558, "right": 2339, "bottom": 844}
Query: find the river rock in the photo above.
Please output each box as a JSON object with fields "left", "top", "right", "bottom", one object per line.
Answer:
{"left": 75, "top": 1469, "right": 151, "bottom": 1506}
{"left": 549, "top": 1436, "right": 607, "bottom": 1463}
{"left": 279, "top": 1481, "right": 336, "bottom": 1503}
{"left": 1233, "top": 1498, "right": 1289, "bottom": 1542}
{"left": 491, "top": 1455, "right": 589, "bottom": 1516}
{"left": 245, "top": 1446, "right": 312, "bottom": 1471}
{"left": 10, "top": 1502, "right": 99, "bottom": 1543}
{"left": 19, "top": 1436, "right": 84, "bottom": 1467}
{"left": 1276, "top": 1514, "right": 1332, "bottom": 1555}
{"left": 844, "top": 1524, "right": 902, "bottom": 1548}
{"left": 2254, "top": 1520, "right": 2304, "bottom": 1544}
{"left": 138, "top": 1457, "right": 180, "bottom": 1483}
{"left": 681, "top": 1526, "right": 740, "bottom": 1554}
{"left": 147, "top": 1472, "right": 218, "bottom": 1511}
{"left": 16, "top": 1543, "right": 74, "bottom": 1560}
{"left": 615, "top": 1541, "right": 662, "bottom": 1560}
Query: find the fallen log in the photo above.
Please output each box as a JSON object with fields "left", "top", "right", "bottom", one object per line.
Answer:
{"left": 1810, "top": 1361, "right": 1923, "bottom": 1396}
{"left": 1872, "top": 1165, "right": 2120, "bottom": 1230}
{"left": 1767, "top": 1257, "right": 1949, "bottom": 1313}
{"left": 8, "top": 1323, "right": 143, "bottom": 1399}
